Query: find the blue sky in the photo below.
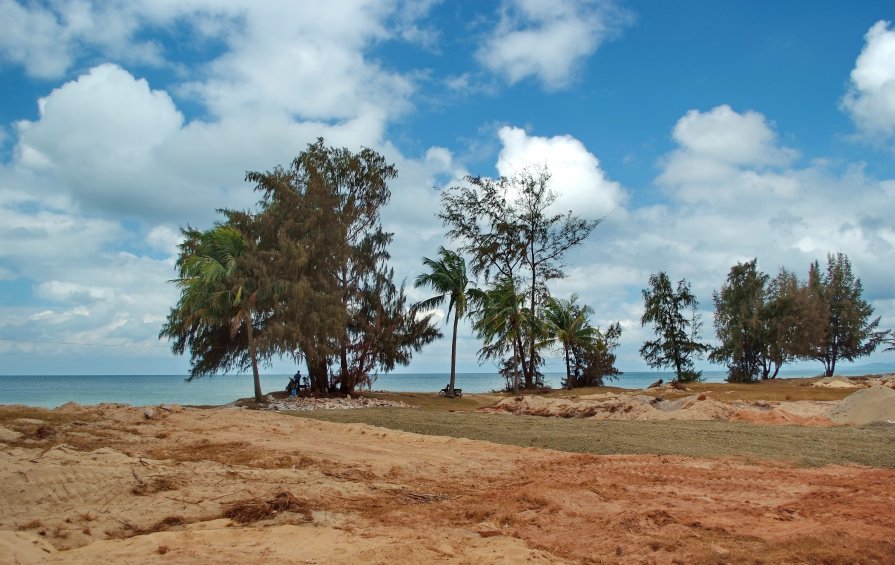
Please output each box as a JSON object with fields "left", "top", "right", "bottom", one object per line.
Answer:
{"left": 1, "top": 0, "right": 894, "bottom": 377}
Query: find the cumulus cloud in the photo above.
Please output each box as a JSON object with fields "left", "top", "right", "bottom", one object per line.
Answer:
{"left": 496, "top": 126, "right": 626, "bottom": 218}
{"left": 657, "top": 105, "right": 799, "bottom": 203}
{"left": 842, "top": 20, "right": 895, "bottom": 140}
{"left": 477, "top": 0, "right": 631, "bottom": 90}
{"left": 11, "top": 63, "right": 395, "bottom": 223}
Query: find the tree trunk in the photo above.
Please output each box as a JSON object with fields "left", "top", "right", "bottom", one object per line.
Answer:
{"left": 529, "top": 253, "right": 537, "bottom": 387}
{"left": 245, "top": 316, "right": 262, "bottom": 403}
{"left": 448, "top": 311, "right": 459, "bottom": 397}
{"left": 669, "top": 319, "right": 681, "bottom": 382}
{"left": 339, "top": 344, "right": 350, "bottom": 394}
{"left": 306, "top": 357, "right": 329, "bottom": 395}
{"left": 564, "top": 343, "right": 573, "bottom": 390}
{"left": 516, "top": 333, "right": 532, "bottom": 388}
{"left": 512, "top": 339, "right": 520, "bottom": 394}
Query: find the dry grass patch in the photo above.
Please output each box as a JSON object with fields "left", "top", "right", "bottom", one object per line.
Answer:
{"left": 131, "top": 475, "right": 181, "bottom": 496}
{"left": 293, "top": 409, "right": 895, "bottom": 468}
{"left": 223, "top": 491, "right": 312, "bottom": 524}
{"left": 146, "top": 440, "right": 297, "bottom": 468}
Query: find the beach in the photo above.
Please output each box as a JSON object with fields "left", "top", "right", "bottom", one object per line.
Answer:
{"left": 1, "top": 376, "right": 894, "bottom": 563}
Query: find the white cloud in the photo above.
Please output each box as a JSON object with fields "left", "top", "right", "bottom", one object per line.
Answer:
{"left": 842, "top": 20, "right": 895, "bottom": 139}
{"left": 496, "top": 126, "right": 626, "bottom": 218}
{"left": 11, "top": 63, "right": 393, "bottom": 223}
{"left": 15, "top": 64, "right": 185, "bottom": 215}
{"left": 657, "top": 105, "right": 798, "bottom": 203}
{"left": 0, "top": 0, "right": 167, "bottom": 79}
{"left": 182, "top": 2, "right": 417, "bottom": 122}
{"left": 476, "top": 0, "right": 631, "bottom": 90}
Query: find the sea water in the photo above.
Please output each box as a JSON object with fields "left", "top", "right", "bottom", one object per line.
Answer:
{"left": 0, "top": 367, "right": 869, "bottom": 409}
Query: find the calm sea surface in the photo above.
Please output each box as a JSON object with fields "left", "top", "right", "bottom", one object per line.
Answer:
{"left": 0, "top": 367, "right": 877, "bottom": 409}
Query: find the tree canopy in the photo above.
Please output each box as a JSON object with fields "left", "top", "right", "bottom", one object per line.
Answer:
{"left": 640, "top": 271, "right": 708, "bottom": 383}
{"left": 439, "top": 167, "right": 599, "bottom": 388}
{"left": 162, "top": 139, "right": 438, "bottom": 397}
{"left": 809, "top": 253, "right": 886, "bottom": 376}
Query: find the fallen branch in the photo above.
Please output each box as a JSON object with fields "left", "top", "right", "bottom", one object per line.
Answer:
{"left": 207, "top": 488, "right": 249, "bottom": 502}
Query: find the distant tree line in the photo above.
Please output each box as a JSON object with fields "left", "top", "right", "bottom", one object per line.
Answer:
{"left": 639, "top": 253, "right": 888, "bottom": 384}
{"left": 160, "top": 138, "right": 889, "bottom": 399}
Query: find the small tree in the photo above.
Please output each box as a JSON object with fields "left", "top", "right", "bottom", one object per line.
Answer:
{"left": 640, "top": 271, "right": 708, "bottom": 382}
{"left": 414, "top": 247, "right": 471, "bottom": 397}
{"left": 710, "top": 260, "right": 768, "bottom": 383}
{"left": 570, "top": 322, "right": 622, "bottom": 387}
{"left": 809, "top": 253, "right": 886, "bottom": 376}
{"left": 761, "top": 268, "right": 826, "bottom": 379}
{"left": 543, "top": 295, "right": 595, "bottom": 389}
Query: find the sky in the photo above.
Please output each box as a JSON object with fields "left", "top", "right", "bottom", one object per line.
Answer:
{"left": 1, "top": 0, "right": 894, "bottom": 377}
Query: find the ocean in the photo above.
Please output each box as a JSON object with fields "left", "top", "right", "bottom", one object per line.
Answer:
{"left": 0, "top": 367, "right": 874, "bottom": 409}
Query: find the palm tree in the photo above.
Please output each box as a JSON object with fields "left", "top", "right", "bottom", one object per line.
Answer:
{"left": 469, "top": 276, "right": 528, "bottom": 394}
{"left": 543, "top": 295, "right": 596, "bottom": 389}
{"left": 162, "top": 225, "right": 265, "bottom": 402}
{"left": 414, "top": 247, "right": 470, "bottom": 397}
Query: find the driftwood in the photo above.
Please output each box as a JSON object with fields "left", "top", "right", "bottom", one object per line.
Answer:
{"left": 647, "top": 378, "right": 663, "bottom": 389}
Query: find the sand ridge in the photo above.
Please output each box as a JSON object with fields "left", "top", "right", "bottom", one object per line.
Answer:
{"left": 484, "top": 376, "right": 895, "bottom": 427}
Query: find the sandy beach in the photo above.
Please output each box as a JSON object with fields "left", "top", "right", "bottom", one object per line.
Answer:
{"left": 2, "top": 378, "right": 894, "bottom": 564}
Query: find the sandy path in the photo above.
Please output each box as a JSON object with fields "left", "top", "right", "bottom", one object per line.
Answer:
{"left": 1, "top": 405, "right": 893, "bottom": 564}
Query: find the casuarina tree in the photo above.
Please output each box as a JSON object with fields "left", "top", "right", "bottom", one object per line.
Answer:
{"left": 640, "top": 271, "right": 708, "bottom": 382}
{"left": 809, "top": 253, "right": 886, "bottom": 376}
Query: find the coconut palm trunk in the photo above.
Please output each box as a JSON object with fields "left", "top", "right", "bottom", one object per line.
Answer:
{"left": 245, "top": 315, "right": 262, "bottom": 402}
{"left": 414, "top": 247, "right": 469, "bottom": 399}
{"left": 449, "top": 309, "right": 459, "bottom": 396}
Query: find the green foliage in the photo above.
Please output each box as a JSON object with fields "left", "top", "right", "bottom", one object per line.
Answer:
{"left": 709, "top": 253, "right": 882, "bottom": 382}
{"left": 160, "top": 225, "right": 269, "bottom": 401}
{"left": 468, "top": 277, "right": 529, "bottom": 393}
{"left": 569, "top": 322, "right": 622, "bottom": 388}
{"left": 542, "top": 295, "right": 620, "bottom": 389}
{"left": 761, "top": 267, "right": 826, "bottom": 377}
{"left": 162, "top": 139, "right": 439, "bottom": 397}
{"left": 543, "top": 295, "right": 595, "bottom": 389}
{"left": 243, "top": 138, "right": 440, "bottom": 394}
{"left": 414, "top": 247, "right": 471, "bottom": 396}
{"left": 709, "top": 260, "right": 768, "bottom": 383}
{"left": 809, "top": 253, "right": 886, "bottom": 376}
{"left": 640, "top": 271, "right": 708, "bottom": 383}
{"left": 439, "top": 167, "right": 599, "bottom": 388}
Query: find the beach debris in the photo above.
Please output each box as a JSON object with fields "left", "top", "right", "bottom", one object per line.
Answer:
{"left": 223, "top": 491, "right": 312, "bottom": 524}
{"left": 255, "top": 396, "right": 415, "bottom": 412}
{"left": 647, "top": 379, "right": 663, "bottom": 389}
{"left": 143, "top": 408, "right": 156, "bottom": 420}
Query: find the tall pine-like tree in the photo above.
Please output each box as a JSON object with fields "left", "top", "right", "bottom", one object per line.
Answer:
{"left": 640, "top": 271, "right": 708, "bottom": 382}
{"left": 809, "top": 253, "right": 886, "bottom": 376}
